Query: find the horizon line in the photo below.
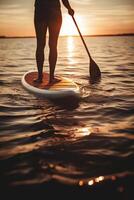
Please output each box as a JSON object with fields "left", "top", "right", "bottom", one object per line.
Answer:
{"left": 0, "top": 33, "right": 134, "bottom": 38}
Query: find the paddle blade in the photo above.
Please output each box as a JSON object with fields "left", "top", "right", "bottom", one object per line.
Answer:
{"left": 90, "top": 58, "right": 101, "bottom": 82}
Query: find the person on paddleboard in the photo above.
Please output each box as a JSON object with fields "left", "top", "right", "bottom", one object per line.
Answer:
{"left": 34, "top": 0, "right": 74, "bottom": 84}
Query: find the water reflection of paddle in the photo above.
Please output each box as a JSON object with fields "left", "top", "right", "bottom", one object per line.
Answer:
{"left": 72, "top": 16, "right": 101, "bottom": 82}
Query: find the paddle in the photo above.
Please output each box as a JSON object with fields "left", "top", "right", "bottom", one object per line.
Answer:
{"left": 72, "top": 16, "right": 101, "bottom": 81}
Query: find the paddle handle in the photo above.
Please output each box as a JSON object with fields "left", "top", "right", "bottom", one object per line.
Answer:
{"left": 72, "top": 16, "right": 91, "bottom": 59}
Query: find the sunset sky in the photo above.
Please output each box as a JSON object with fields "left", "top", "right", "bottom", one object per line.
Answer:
{"left": 0, "top": 0, "right": 134, "bottom": 36}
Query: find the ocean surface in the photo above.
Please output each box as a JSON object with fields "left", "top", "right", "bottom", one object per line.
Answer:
{"left": 0, "top": 36, "right": 134, "bottom": 198}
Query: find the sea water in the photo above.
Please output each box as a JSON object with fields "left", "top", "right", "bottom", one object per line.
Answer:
{"left": 0, "top": 36, "right": 134, "bottom": 197}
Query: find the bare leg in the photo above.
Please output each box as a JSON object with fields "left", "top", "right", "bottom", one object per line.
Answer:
{"left": 49, "top": 41, "right": 58, "bottom": 82}
{"left": 48, "top": 17, "right": 62, "bottom": 84}
{"left": 34, "top": 21, "right": 47, "bottom": 82}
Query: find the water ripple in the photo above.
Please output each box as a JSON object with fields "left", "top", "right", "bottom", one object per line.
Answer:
{"left": 0, "top": 36, "right": 134, "bottom": 192}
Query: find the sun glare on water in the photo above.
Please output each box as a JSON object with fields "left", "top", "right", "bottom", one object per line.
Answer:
{"left": 75, "top": 127, "right": 92, "bottom": 138}
{"left": 67, "top": 36, "right": 74, "bottom": 54}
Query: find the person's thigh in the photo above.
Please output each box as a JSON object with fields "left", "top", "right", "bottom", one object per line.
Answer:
{"left": 34, "top": 8, "right": 48, "bottom": 49}
{"left": 48, "top": 10, "right": 62, "bottom": 48}
{"left": 35, "top": 23, "right": 47, "bottom": 49}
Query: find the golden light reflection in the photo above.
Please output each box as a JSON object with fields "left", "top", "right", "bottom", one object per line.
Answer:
{"left": 66, "top": 36, "right": 75, "bottom": 65}
{"left": 49, "top": 164, "right": 54, "bottom": 169}
{"left": 82, "top": 128, "right": 91, "bottom": 136}
{"left": 77, "top": 174, "right": 128, "bottom": 188}
{"left": 75, "top": 127, "right": 92, "bottom": 137}
{"left": 67, "top": 36, "right": 74, "bottom": 52}
{"left": 79, "top": 180, "right": 84, "bottom": 187}
{"left": 88, "top": 180, "right": 94, "bottom": 186}
{"left": 88, "top": 176, "right": 105, "bottom": 186}
{"left": 78, "top": 174, "right": 124, "bottom": 188}
{"left": 95, "top": 176, "right": 104, "bottom": 183}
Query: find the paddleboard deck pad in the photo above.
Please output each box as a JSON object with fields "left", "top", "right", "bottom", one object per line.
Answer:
{"left": 22, "top": 71, "right": 79, "bottom": 98}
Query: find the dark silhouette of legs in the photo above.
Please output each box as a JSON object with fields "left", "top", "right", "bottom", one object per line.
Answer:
{"left": 34, "top": 8, "right": 62, "bottom": 84}
{"left": 34, "top": 21, "right": 47, "bottom": 82}
{"left": 48, "top": 18, "right": 62, "bottom": 83}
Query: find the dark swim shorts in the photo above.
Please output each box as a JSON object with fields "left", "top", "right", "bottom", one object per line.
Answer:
{"left": 35, "top": 7, "right": 62, "bottom": 24}
{"left": 35, "top": 0, "right": 61, "bottom": 8}
{"left": 34, "top": 0, "right": 62, "bottom": 23}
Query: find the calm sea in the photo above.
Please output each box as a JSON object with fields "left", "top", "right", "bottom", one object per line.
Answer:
{"left": 0, "top": 36, "right": 134, "bottom": 198}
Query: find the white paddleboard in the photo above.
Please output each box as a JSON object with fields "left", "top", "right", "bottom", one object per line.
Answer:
{"left": 21, "top": 71, "right": 80, "bottom": 99}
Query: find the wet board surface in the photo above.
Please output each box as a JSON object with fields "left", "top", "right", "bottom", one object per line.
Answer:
{"left": 22, "top": 71, "right": 79, "bottom": 98}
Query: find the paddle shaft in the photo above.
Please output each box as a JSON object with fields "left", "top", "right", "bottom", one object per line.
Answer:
{"left": 72, "top": 16, "right": 91, "bottom": 59}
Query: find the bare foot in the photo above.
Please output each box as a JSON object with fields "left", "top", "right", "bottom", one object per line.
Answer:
{"left": 33, "top": 78, "right": 42, "bottom": 84}
{"left": 44, "top": 78, "right": 61, "bottom": 89}
{"left": 49, "top": 77, "right": 61, "bottom": 85}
